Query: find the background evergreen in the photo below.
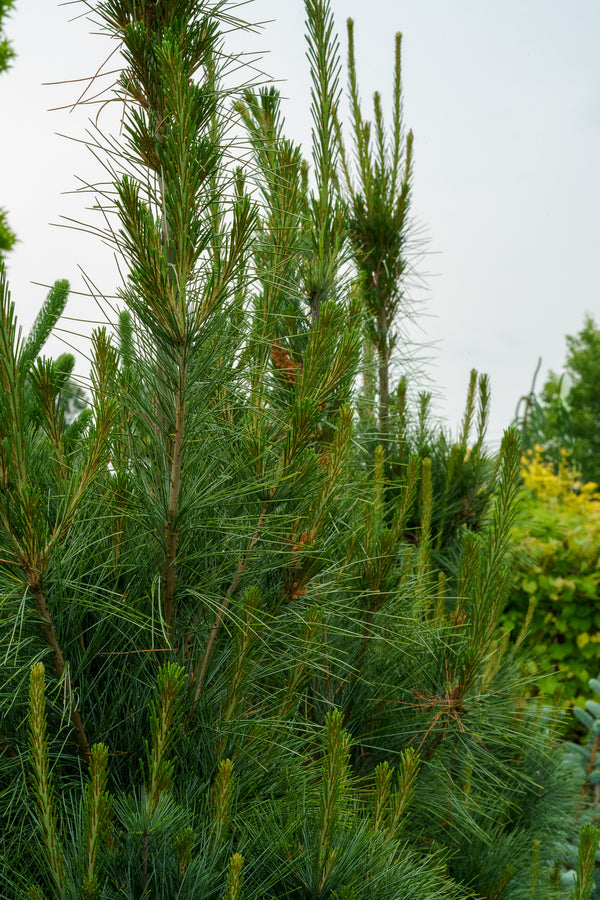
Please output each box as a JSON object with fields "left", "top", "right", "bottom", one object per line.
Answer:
{"left": 0, "top": 1, "right": 588, "bottom": 898}
{"left": 515, "top": 315, "right": 600, "bottom": 486}
{"left": 0, "top": 0, "right": 16, "bottom": 257}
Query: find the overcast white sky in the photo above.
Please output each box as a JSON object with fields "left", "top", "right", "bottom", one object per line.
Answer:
{"left": 1, "top": 1, "right": 599, "bottom": 445}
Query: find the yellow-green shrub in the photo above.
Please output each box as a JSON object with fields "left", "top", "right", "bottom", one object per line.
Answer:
{"left": 506, "top": 446, "right": 600, "bottom": 705}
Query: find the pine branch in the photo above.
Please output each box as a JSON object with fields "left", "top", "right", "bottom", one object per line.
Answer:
{"left": 146, "top": 662, "right": 186, "bottom": 814}
{"left": 391, "top": 32, "right": 403, "bottom": 190}
{"left": 317, "top": 710, "right": 351, "bottom": 880}
{"left": 213, "top": 758, "right": 234, "bottom": 835}
{"left": 571, "top": 824, "right": 599, "bottom": 900}
{"left": 83, "top": 744, "right": 111, "bottom": 900}
{"left": 346, "top": 18, "right": 370, "bottom": 191}
{"left": 221, "top": 852, "right": 243, "bottom": 900}
{"left": 21, "top": 280, "right": 70, "bottom": 372}
{"left": 0, "top": 266, "right": 27, "bottom": 484}
{"left": 372, "top": 761, "right": 392, "bottom": 834}
{"left": 304, "top": 0, "right": 346, "bottom": 329}
{"left": 28, "top": 663, "right": 66, "bottom": 899}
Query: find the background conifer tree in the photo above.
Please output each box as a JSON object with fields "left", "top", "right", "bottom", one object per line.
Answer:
{"left": 516, "top": 315, "right": 600, "bottom": 486}
{"left": 0, "top": 0, "right": 17, "bottom": 256}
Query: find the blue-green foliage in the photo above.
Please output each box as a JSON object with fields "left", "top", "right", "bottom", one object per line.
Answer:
{"left": 561, "top": 676, "right": 600, "bottom": 898}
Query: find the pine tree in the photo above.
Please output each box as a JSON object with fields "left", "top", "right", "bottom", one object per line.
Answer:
{"left": 339, "top": 17, "right": 414, "bottom": 452}
{"left": 0, "top": 2, "right": 584, "bottom": 898}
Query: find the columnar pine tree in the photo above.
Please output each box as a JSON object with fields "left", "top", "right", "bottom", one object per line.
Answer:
{"left": 0, "top": 2, "right": 583, "bottom": 898}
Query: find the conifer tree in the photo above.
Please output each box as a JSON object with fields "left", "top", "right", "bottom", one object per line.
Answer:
{"left": 338, "top": 17, "right": 413, "bottom": 452}
{"left": 516, "top": 315, "right": 600, "bottom": 485}
{"left": 0, "top": 2, "right": 585, "bottom": 898}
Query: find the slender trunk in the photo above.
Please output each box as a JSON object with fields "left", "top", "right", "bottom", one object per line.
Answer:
{"left": 377, "top": 319, "right": 390, "bottom": 450}
{"left": 158, "top": 115, "right": 186, "bottom": 634}
{"left": 163, "top": 348, "right": 186, "bottom": 633}
{"left": 311, "top": 295, "right": 321, "bottom": 331}
{"left": 322, "top": 626, "right": 332, "bottom": 704}
{"left": 141, "top": 833, "right": 149, "bottom": 893}
{"left": 27, "top": 574, "right": 90, "bottom": 764}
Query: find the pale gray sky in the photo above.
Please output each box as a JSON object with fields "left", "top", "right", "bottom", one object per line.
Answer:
{"left": 2, "top": 1, "right": 599, "bottom": 444}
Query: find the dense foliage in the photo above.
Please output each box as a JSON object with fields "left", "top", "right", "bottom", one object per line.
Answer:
{"left": 506, "top": 447, "right": 600, "bottom": 706}
{"left": 0, "top": 2, "right": 590, "bottom": 898}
